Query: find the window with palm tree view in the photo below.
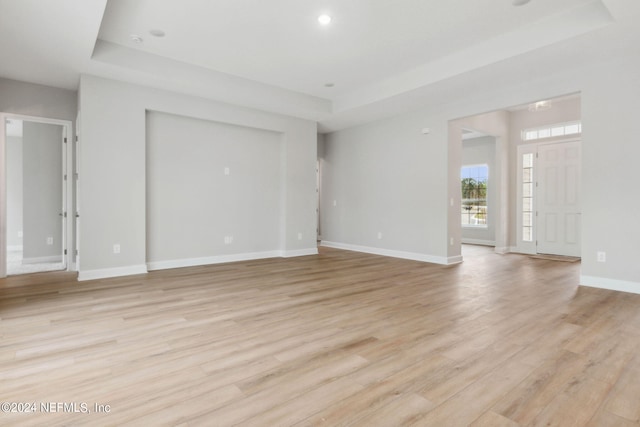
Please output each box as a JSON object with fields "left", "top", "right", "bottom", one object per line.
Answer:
{"left": 461, "top": 165, "right": 488, "bottom": 227}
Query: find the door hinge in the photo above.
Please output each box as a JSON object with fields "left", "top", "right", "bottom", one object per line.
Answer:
{"left": 75, "top": 173, "right": 79, "bottom": 180}
{"left": 64, "top": 137, "right": 68, "bottom": 143}
{"left": 75, "top": 212, "right": 80, "bottom": 218}
{"left": 64, "top": 174, "right": 67, "bottom": 181}
{"left": 64, "top": 249, "right": 67, "bottom": 255}
{"left": 75, "top": 135, "right": 78, "bottom": 142}
{"left": 75, "top": 249, "right": 79, "bottom": 256}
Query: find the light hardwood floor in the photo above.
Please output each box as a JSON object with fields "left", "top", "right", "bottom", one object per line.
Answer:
{"left": 1, "top": 245, "right": 639, "bottom": 426}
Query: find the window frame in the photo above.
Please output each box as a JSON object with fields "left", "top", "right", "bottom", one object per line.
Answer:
{"left": 521, "top": 121, "right": 582, "bottom": 142}
{"left": 460, "top": 163, "right": 489, "bottom": 229}
{"left": 516, "top": 145, "right": 537, "bottom": 254}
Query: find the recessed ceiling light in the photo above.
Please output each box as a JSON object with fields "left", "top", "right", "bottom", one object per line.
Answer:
{"left": 512, "top": 0, "right": 531, "bottom": 5}
{"left": 324, "top": 83, "right": 335, "bottom": 88}
{"left": 130, "top": 34, "right": 143, "bottom": 43}
{"left": 149, "top": 29, "right": 166, "bottom": 38}
{"left": 318, "top": 14, "right": 332, "bottom": 25}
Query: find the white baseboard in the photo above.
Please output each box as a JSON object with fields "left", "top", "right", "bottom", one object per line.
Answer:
{"left": 22, "top": 255, "right": 63, "bottom": 264}
{"left": 461, "top": 239, "right": 495, "bottom": 247}
{"left": 320, "top": 241, "right": 453, "bottom": 265}
{"left": 448, "top": 255, "right": 463, "bottom": 264}
{"left": 78, "top": 264, "right": 148, "bottom": 281}
{"left": 147, "top": 251, "right": 281, "bottom": 271}
{"left": 282, "top": 248, "right": 319, "bottom": 258}
{"left": 147, "top": 248, "right": 319, "bottom": 271}
{"left": 580, "top": 275, "right": 640, "bottom": 295}
{"left": 7, "top": 245, "right": 23, "bottom": 251}
{"left": 77, "top": 249, "right": 320, "bottom": 279}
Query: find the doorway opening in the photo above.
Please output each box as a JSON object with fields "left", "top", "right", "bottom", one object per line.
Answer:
{"left": 1, "top": 114, "right": 74, "bottom": 277}
{"left": 460, "top": 129, "right": 497, "bottom": 248}
{"left": 449, "top": 93, "right": 582, "bottom": 261}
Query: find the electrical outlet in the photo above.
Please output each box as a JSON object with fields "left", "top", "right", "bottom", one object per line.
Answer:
{"left": 377, "top": 232, "right": 382, "bottom": 240}
{"left": 333, "top": 200, "right": 337, "bottom": 207}
{"left": 597, "top": 251, "right": 606, "bottom": 262}
{"left": 297, "top": 233, "right": 302, "bottom": 240}
{"left": 46, "top": 237, "right": 53, "bottom": 245}
{"left": 113, "top": 244, "right": 120, "bottom": 254}
{"left": 224, "top": 167, "right": 230, "bottom": 176}
{"left": 450, "top": 237, "right": 454, "bottom": 246}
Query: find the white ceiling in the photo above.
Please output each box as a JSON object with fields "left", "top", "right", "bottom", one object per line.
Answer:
{"left": 0, "top": 0, "right": 639, "bottom": 132}
{"left": 0, "top": 0, "right": 106, "bottom": 90}
{"left": 97, "top": 0, "right": 598, "bottom": 100}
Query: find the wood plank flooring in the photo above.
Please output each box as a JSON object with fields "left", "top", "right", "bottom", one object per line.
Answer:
{"left": 1, "top": 245, "right": 639, "bottom": 426}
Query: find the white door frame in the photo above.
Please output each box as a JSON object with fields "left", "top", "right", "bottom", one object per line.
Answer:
{"left": 0, "top": 113, "right": 74, "bottom": 278}
{"left": 75, "top": 111, "right": 81, "bottom": 272}
{"left": 515, "top": 138, "right": 581, "bottom": 255}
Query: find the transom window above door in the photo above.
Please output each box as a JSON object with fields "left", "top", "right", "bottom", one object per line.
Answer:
{"left": 522, "top": 121, "right": 582, "bottom": 141}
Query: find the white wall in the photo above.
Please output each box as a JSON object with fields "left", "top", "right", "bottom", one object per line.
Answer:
{"left": 317, "top": 133, "right": 326, "bottom": 158}
{"left": 580, "top": 60, "right": 640, "bottom": 292}
{"left": 461, "top": 136, "right": 496, "bottom": 245}
{"left": 22, "top": 122, "right": 63, "bottom": 262}
{"left": 0, "top": 78, "right": 77, "bottom": 121}
{"left": 146, "top": 111, "right": 283, "bottom": 268}
{"left": 317, "top": 133, "right": 326, "bottom": 239}
{"left": 321, "top": 110, "right": 451, "bottom": 264}
{"left": 320, "top": 55, "right": 640, "bottom": 292}
{"left": 78, "top": 75, "right": 317, "bottom": 280}
{"left": 6, "top": 136, "right": 23, "bottom": 249}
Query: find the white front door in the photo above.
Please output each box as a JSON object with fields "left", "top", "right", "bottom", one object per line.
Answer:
{"left": 536, "top": 141, "right": 581, "bottom": 257}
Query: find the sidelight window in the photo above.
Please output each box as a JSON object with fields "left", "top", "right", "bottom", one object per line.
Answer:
{"left": 522, "top": 153, "right": 534, "bottom": 242}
